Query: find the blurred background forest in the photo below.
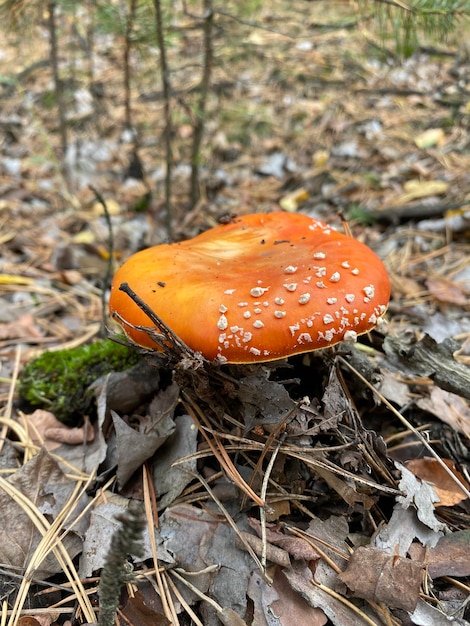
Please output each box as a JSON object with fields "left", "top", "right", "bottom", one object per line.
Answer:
{"left": 2, "top": 0, "right": 470, "bottom": 239}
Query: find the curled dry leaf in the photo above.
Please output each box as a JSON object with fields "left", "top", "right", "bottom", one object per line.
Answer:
{"left": 405, "top": 458, "right": 469, "bottom": 507}
{"left": 248, "top": 518, "right": 320, "bottom": 562}
{"left": 26, "top": 409, "right": 63, "bottom": 443}
{"left": 25, "top": 409, "right": 94, "bottom": 450}
{"left": 236, "top": 531, "right": 291, "bottom": 568}
{"left": 44, "top": 425, "right": 95, "bottom": 446}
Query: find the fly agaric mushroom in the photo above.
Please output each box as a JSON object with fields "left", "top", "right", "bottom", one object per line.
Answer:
{"left": 109, "top": 212, "right": 390, "bottom": 364}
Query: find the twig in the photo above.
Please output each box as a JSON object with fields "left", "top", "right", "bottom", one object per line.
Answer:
{"left": 189, "top": 0, "right": 213, "bottom": 209}
{"left": 188, "top": 470, "right": 270, "bottom": 581}
{"left": 259, "top": 434, "right": 284, "bottom": 571}
{"left": 142, "top": 464, "right": 178, "bottom": 625}
{"left": 47, "top": 0, "right": 68, "bottom": 174}
{"left": 123, "top": 0, "right": 138, "bottom": 131}
{"left": 89, "top": 185, "right": 114, "bottom": 337}
{"left": 115, "top": 282, "right": 203, "bottom": 364}
{"left": 152, "top": 0, "right": 173, "bottom": 240}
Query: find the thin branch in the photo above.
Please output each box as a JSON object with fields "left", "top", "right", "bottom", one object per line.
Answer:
{"left": 189, "top": 0, "right": 214, "bottom": 209}
{"left": 47, "top": 1, "right": 68, "bottom": 177}
{"left": 115, "top": 282, "right": 205, "bottom": 365}
{"left": 124, "top": 0, "right": 138, "bottom": 131}
{"left": 89, "top": 185, "right": 114, "bottom": 337}
{"left": 153, "top": 0, "right": 173, "bottom": 240}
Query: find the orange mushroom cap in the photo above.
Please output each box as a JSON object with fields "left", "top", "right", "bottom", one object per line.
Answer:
{"left": 109, "top": 212, "right": 390, "bottom": 364}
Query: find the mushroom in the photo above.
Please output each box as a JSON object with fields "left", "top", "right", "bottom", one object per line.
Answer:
{"left": 109, "top": 212, "right": 390, "bottom": 363}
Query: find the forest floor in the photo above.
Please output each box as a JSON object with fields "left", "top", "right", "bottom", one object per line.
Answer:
{"left": 1, "top": 2, "right": 470, "bottom": 625}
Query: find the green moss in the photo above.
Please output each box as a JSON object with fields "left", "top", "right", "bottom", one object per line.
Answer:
{"left": 345, "top": 203, "right": 377, "bottom": 227}
{"left": 18, "top": 339, "right": 140, "bottom": 426}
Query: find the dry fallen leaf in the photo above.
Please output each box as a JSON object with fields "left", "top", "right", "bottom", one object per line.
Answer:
{"left": 248, "top": 567, "right": 327, "bottom": 626}
{"left": 405, "top": 458, "right": 469, "bottom": 507}
{"left": 414, "top": 128, "right": 446, "bottom": 149}
{"left": 393, "top": 179, "right": 449, "bottom": 204}
{"left": 416, "top": 387, "right": 470, "bottom": 439}
{"left": 284, "top": 560, "right": 363, "bottom": 625}
{"left": 0, "top": 312, "right": 43, "bottom": 340}
{"left": 279, "top": 187, "right": 309, "bottom": 211}
{"left": 0, "top": 448, "right": 84, "bottom": 574}
{"left": 390, "top": 273, "right": 423, "bottom": 299}
{"left": 426, "top": 276, "right": 469, "bottom": 306}
{"left": 339, "top": 545, "right": 423, "bottom": 612}
{"left": 24, "top": 410, "right": 94, "bottom": 450}
{"left": 120, "top": 589, "right": 171, "bottom": 626}
{"left": 426, "top": 530, "right": 470, "bottom": 579}
{"left": 375, "top": 506, "right": 442, "bottom": 558}
{"left": 248, "top": 518, "right": 320, "bottom": 562}
{"left": 396, "top": 461, "right": 447, "bottom": 532}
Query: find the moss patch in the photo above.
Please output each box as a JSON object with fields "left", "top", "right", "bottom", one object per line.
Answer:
{"left": 18, "top": 339, "right": 140, "bottom": 425}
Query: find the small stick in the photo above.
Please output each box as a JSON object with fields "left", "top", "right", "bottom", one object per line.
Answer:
{"left": 117, "top": 282, "right": 204, "bottom": 362}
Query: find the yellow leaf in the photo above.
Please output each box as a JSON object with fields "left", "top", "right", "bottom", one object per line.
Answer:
{"left": 394, "top": 179, "right": 448, "bottom": 204}
{"left": 279, "top": 188, "right": 309, "bottom": 212}
{"left": 92, "top": 198, "right": 121, "bottom": 216}
{"left": 72, "top": 230, "right": 95, "bottom": 244}
{"left": 414, "top": 128, "right": 445, "bottom": 149}
{"left": 313, "top": 149, "right": 329, "bottom": 167}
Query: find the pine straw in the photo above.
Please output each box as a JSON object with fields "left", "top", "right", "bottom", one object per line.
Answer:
{"left": 0, "top": 395, "right": 100, "bottom": 623}
{"left": 0, "top": 351, "right": 97, "bottom": 623}
{"left": 2, "top": 218, "right": 470, "bottom": 623}
{"left": 2, "top": 252, "right": 470, "bottom": 623}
